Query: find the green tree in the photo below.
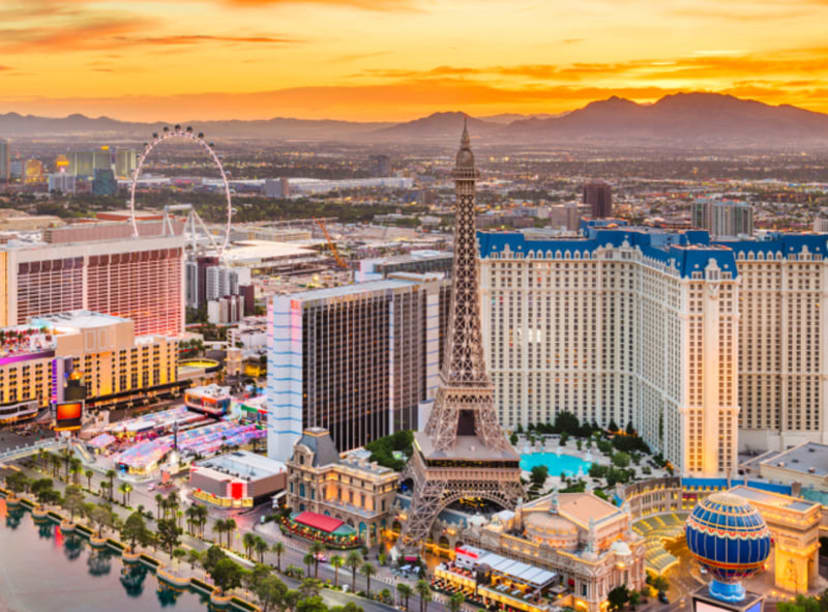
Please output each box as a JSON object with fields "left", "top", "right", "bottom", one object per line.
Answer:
{"left": 156, "top": 518, "right": 182, "bottom": 559}
{"left": 360, "top": 562, "right": 376, "bottom": 598}
{"left": 224, "top": 518, "right": 237, "bottom": 549}
{"left": 211, "top": 558, "right": 244, "bottom": 594}
{"left": 346, "top": 550, "right": 362, "bottom": 592}
{"left": 303, "top": 553, "right": 315, "bottom": 578}
{"left": 118, "top": 482, "right": 132, "bottom": 506}
{"left": 309, "top": 541, "right": 326, "bottom": 578}
{"left": 254, "top": 575, "right": 288, "bottom": 612}
{"left": 84, "top": 469, "right": 94, "bottom": 490}
{"left": 448, "top": 592, "right": 464, "bottom": 612}
{"left": 105, "top": 470, "right": 116, "bottom": 501}
{"left": 272, "top": 541, "right": 285, "bottom": 572}
{"left": 607, "top": 586, "right": 629, "bottom": 612}
{"left": 300, "top": 578, "right": 324, "bottom": 599}
{"left": 296, "top": 595, "right": 328, "bottom": 612}
{"left": 330, "top": 554, "right": 344, "bottom": 586}
{"left": 530, "top": 465, "right": 548, "bottom": 487}
{"left": 650, "top": 575, "right": 669, "bottom": 594}
{"left": 155, "top": 493, "right": 164, "bottom": 520}
{"left": 612, "top": 452, "right": 631, "bottom": 468}
{"left": 254, "top": 536, "right": 269, "bottom": 564}
{"left": 202, "top": 545, "right": 227, "bottom": 575}
{"left": 88, "top": 503, "right": 116, "bottom": 538}
{"left": 243, "top": 532, "right": 256, "bottom": 558}
{"left": 415, "top": 580, "right": 432, "bottom": 612}
{"left": 172, "top": 547, "right": 187, "bottom": 569}
{"left": 509, "top": 432, "right": 518, "bottom": 446}
{"left": 397, "top": 583, "right": 413, "bottom": 610}
{"left": 63, "top": 485, "right": 85, "bottom": 522}
{"left": 121, "top": 510, "right": 149, "bottom": 552}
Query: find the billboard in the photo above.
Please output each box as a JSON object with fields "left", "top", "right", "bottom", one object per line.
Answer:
{"left": 54, "top": 401, "right": 83, "bottom": 431}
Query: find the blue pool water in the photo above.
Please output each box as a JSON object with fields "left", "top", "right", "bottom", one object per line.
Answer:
{"left": 519, "top": 452, "right": 592, "bottom": 477}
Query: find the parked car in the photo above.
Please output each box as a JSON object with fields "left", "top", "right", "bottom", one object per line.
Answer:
{"left": 658, "top": 592, "right": 669, "bottom": 604}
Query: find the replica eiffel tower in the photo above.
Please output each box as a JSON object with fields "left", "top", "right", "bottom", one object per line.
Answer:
{"left": 398, "top": 120, "right": 524, "bottom": 553}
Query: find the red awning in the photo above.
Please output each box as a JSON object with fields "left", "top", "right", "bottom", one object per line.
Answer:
{"left": 294, "top": 511, "right": 344, "bottom": 533}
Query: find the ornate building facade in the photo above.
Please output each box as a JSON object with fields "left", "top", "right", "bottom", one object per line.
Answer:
{"left": 285, "top": 428, "right": 399, "bottom": 546}
{"left": 466, "top": 492, "right": 645, "bottom": 612}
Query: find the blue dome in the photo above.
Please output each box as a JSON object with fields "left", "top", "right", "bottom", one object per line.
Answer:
{"left": 685, "top": 492, "right": 771, "bottom": 601}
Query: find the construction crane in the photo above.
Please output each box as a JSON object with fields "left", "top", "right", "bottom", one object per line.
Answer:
{"left": 314, "top": 217, "right": 349, "bottom": 270}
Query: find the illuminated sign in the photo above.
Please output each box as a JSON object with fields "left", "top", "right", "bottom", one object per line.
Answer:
{"left": 54, "top": 401, "right": 83, "bottom": 431}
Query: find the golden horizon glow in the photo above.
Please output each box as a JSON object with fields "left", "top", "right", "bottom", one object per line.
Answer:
{"left": 1, "top": 0, "right": 827, "bottom": 121}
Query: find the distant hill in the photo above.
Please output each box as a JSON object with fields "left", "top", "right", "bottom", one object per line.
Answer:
{"left": 1, "top": 93, "right": 827, "bottom": 147}
{"left": 0, "top": 113, "right": 391, "bottom": 140}
{"left": 365, "top": 111, "right": 501, "bottom": 141}
{"left": 504, "top": 93, "right": 828, "bottom": 146}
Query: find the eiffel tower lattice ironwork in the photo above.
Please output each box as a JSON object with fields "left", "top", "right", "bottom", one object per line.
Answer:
{"left": 397, "top": 120, "right": 523, "bottom": 554}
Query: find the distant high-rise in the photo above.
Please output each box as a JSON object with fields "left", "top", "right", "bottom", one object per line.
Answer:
{"left": 48, "top": 172, "right": 76, "bottom": 194}
{"left": 0, "top": 139, "right": 9, "bottom": 183}
{"left": 692, "top": 198, "right": 753, "bottom": 238}
{"left": 0, "top": 228, "right": 184, "bottom": 336}
{"left": 24, "top": 159, "right": 45, "bottom": 184}
{"left": 115, "top": 149, "right": 137, "bottom": 179}
{"left": 68, "top": 150, "right": 111, "bottom": 179}
{"left": 583, "top": 181, "right": 612, "bottom": 218}
{"left": 266, "top": 275, "right": 444, "bottom": 460}
{"left": 92, "top": 168, "right": 117, "bottom": 196}
{"left": 370, "top": 154, "right": 392, "bottom": 176}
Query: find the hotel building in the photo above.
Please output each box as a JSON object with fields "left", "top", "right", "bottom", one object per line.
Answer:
{"left": 0, "top": 310, "right": 179, "bottom": 421}
{"left": 480, "top": 223, "right": 828, "bottom": 475}
{"left": 267, "top": 274, "right": 446, "bottom": 460}
{"left": 479, "top": 225, "right": 740, "bottom": 476}
{"left": 0, "top": 224, "right": 185, "bottom": 336}
{"left": 716, "top": 234, "right": 828, "bottom": 451}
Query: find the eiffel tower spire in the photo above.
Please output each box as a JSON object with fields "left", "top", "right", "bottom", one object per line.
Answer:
{"left": 395, "top": 123, "right": 523, "bottom": 554}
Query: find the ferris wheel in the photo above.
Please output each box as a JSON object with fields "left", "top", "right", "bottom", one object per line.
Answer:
{"left": 128, "top": 125, "right": 233, "bottom": 256}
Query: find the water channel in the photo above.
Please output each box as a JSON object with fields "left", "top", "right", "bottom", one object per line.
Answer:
{"left": 0, "top": 497, "right": 210, "bottom": 612}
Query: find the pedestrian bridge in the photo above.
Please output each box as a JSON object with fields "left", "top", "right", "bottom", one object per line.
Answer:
{"left": 0, "top": 439, "right": 59, "bottom": 464}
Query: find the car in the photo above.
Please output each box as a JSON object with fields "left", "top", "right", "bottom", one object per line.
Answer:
{"left": 658, "top": 592, "right": 669, "bottom": 604}
{"left": 147, "top": 484, "right": 156, "bottom": 491}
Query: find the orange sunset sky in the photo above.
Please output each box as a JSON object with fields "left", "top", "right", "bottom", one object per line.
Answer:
{"left": 1, "top": 0, "right": 827, "bottom": 121}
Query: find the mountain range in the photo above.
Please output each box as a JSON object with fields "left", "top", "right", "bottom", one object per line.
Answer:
{"left": 1, "top": 93, "right": 827, "bottom": 147}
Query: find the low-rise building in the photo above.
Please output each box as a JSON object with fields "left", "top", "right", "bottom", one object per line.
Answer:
{"left": 286, "top": 427, "right": 399, "bottom": 546}
{"left": 466, "top": 492, "right": 645, "bottom": 612}
{"left": 190, "top": 450, "right": 287, "bottom": 509}
{"left": 758, "top": 442, "right": 828, "bottom": 490}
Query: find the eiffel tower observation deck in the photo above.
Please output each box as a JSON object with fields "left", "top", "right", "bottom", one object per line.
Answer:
{"left": 397, "top": 120, "right": 524, "bottom": 554}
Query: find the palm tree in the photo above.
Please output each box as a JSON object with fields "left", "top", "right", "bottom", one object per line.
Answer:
{"left": 69, "top": 458, "right": 82, "bottom": 485}
{"left": 185, "top": 506, "right": 197, "bottom": 536}
{"left": 224, "top": 518, "right": 237, "bottom": 549}
{"left": 272, "top": 541, "right": 285, "bottom": 572}
{"left": 415, "top": 580, "right": 432, "bottom": 612}
{"left": 448, "top": 592, "right": 464, "bottom": 612}
{"left": 195, "top": 505, "right": 208, "bottom": 538}
{"left": 118, "top": 482, "right": 132, "bottom": 506}
{"left": 213, "top": 518, "right": 227, "bottom": 545}
{"left": 330, "top": 555, "right": 344, "bottom": 587}
{"left": 154, "top": 493, "right": 163, "bottom": 520}
{"left": 254, "top": 537, "right": 269, "bottom": 564}
{"left": 309, "top": 542, "right": 325, "bottom": 578}
{"left": 243, "top": 532, "right": 256, "bottom": 558}
{"left": 397, "top": 583, "right": 413, "bottom": 610}
{"left": 346, "top": 551, "right": 362, "bottom": 593}
{"left": 166, "top": 491, "right": 180, "bottom": 519}
{"left": 84, "top": 469, "right": 93, "bottom": 490}
{"left": 60, "top": 448, "right": 72, "bottom": 481}
{"left": 105, "top": 470, "right": 116, "bottom": 501}
{"left": 303, "top": 553, "right": 314, "bottom": 578}
{"left": 360, "top": 563, "right": 376, "bottom": 598}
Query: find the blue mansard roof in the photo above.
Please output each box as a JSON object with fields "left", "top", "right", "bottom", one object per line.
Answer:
{"left": 477, "top": 226, "right": 738, "bottom": 279}
{"left": 479, "top": 225, "right": 828, "bottom": 279}
{"left": 716, "top": 232, "right": 828, "bottom": 259}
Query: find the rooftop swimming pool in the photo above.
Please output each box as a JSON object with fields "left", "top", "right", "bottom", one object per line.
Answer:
{"left": 519, "top": 451, "right": 592, "bottom": 477}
